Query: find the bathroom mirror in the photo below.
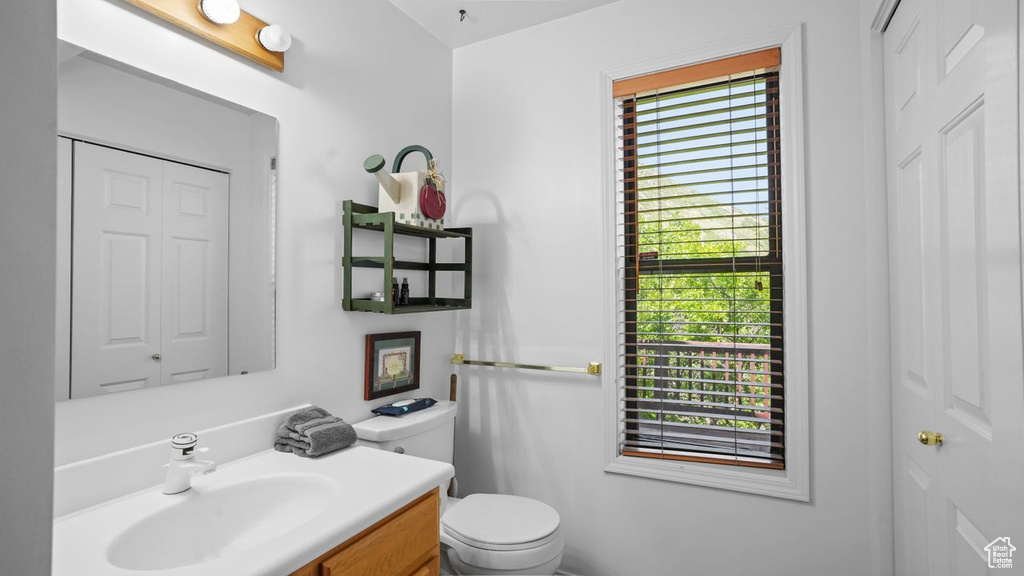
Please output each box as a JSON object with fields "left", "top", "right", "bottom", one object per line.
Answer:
{"left": 55, "top": 41, "right": 278, "bottom": 401}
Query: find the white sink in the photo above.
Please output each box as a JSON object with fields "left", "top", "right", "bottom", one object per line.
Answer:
{"left": 107, "top": 473, "right": 339, "bottom": 571}
{"left": 53, "top": 446, "right": 454, "bottom": 576}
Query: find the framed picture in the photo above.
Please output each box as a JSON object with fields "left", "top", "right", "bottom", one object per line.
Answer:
{"left": 364, "top": 331, "right": 421, "bottom": 400}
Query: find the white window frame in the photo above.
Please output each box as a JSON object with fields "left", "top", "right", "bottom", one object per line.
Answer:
{"left": 600, "top": 24, "right": 809, "bottom": 501}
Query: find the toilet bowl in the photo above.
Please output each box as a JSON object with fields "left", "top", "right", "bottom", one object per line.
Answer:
{"left": 351, "top": 401, "right": 565, "bottom": 576}
{"left": 441, "top": 494, "right": 563, "bottom": 576}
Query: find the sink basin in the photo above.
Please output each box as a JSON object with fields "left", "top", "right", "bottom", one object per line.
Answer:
{"left": 54, "top": 446, "right": 454, "bottom": 576}
{"left": 107, "top": 473, "right": 339, "bottom": 571}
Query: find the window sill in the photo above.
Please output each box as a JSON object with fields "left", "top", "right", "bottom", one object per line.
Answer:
{"left": 604, "top": 453, "right": 809, "bottom": 502}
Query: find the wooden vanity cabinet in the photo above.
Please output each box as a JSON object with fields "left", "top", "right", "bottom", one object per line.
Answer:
{"left": 289, "top": 489, "right": 440, "bottom": 576}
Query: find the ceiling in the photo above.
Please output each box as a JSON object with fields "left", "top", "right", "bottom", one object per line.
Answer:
{"left": 388, "top": 0, "right": 621, "bottom": 49}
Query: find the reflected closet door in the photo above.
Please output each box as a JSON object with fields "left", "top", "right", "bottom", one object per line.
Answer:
{"left": 160, "top": 160, "right": 229, "bottom": 386}
{"left": 71, "top": 142, "right": 229, "bottom": 397}
{"left": 72, "top": 142, "right": 164, "bottom": 397}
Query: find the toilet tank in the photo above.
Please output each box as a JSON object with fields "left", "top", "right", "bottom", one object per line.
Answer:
{"left": 351, "top": 401, "right": 457, "bottom": 464}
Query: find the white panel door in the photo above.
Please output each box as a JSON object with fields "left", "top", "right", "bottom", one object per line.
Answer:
{"left": 884, "top": 0, "right": 1024, "bottom": 574}
{"left": 71, "top": 143, "right": 229, "bottom": 397}
{"left": 72, "top": 142, "right": 163, "bottom": 397}
{"left": 160, "top": 161, "right": 229, "bottom": 385}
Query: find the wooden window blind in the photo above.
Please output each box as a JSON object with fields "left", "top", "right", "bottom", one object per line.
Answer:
{"left": 614, "top": 48, "right": 785, "bottom": 470}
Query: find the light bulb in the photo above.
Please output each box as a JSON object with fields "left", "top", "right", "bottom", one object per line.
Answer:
{"left": 198, "top": 0, "right": 240, "bottom": 24}
{"left": 258, "top": 24, "right": 292, "bottom": 52}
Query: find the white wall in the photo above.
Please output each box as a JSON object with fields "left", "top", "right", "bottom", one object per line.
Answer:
{"left": 53, "top": 0, "right": 455, "bottom": 466}
{"left": 450, "top": 1, "right": 891, "bottom": 574}
{"left": 0, "top": 0, "right": 56, "bottom": 572}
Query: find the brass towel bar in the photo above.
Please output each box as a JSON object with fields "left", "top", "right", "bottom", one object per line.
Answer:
{"left": 450, "top": 354, "right": 602, "bottom": 376}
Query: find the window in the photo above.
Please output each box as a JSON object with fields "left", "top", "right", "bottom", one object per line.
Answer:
{"left": 604, "top": 31, "right": 808, "bottom": 500}
{"left": 616, "top": 49, "right": 783, "bottom": 469}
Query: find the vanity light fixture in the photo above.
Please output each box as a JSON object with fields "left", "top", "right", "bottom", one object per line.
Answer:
{"left": 119, "top": 0, "right": 286, "bottom": 71}
{"left": 257, "top": 24, "right": 292, "bottom": 53}
{"left": 198, "top": 0, "right": 241, "bottom": 24}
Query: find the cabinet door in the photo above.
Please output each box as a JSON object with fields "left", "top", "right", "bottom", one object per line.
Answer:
{"left": 408, "top": 560, "right": 439, "bottom": 576}
{"left": 288, "top": 564, "right": 317, "bottom": 576}
{"left": 320, "top": 491, "right": 439, "bottom": 576}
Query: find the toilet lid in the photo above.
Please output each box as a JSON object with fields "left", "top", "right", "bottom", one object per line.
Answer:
{"left": 442, "top": 494, "right": 560, "bottom": 550}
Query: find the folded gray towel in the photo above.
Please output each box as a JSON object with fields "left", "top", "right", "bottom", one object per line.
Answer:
{"left": 283, "top": 405, "right": 330, "bottom": 429}
{"left": 274, "top": 405, "right": 356, "bottom": 458}
{"left": 274, "top": 435, "right": 310, "bottom": 452}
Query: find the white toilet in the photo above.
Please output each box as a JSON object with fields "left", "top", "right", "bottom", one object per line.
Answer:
{"left": 352, "top": 401, "right": 564, "bottom": 576}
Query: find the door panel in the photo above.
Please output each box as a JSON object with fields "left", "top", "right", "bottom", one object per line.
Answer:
{"left": 102, "top": 232, "right": 151, "bottom": 343}
{"left": 939, "top": 0, "right": 983, "bottom": 76}
{"left": 72, "top": 143, "right": 162, "bottom": 398}
{"left": 940, "top": 102, "right": 991, "bottom": 437}
{"left": 948, "top": 504, "right": 990, "bottom": 575}
{"left": 893, "top": 15, "right": 923, "bottom": 128}
{"left": 896, "top": 150, "right": 927, "bottom": 396}
{"left": 885, "top": 0, "right": 1023, "bottom": 574}
{"left": 161, "top": 161, "right": 229, "bottom": 386}
{"left": 898, "top": 452, "right": 932, "bottom": 576}
{"left": 71, "top": 143, "right": 229, "bottom": 397}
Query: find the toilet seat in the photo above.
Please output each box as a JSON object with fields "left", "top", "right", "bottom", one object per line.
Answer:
{"left": 442, "top": 494, "right": 560, "bottom": 551}
{"left": 440, "top": 494, "right": 563, "bottom": 574}
{"left": 445, "top": 526, "right": 562, "bottom": 552}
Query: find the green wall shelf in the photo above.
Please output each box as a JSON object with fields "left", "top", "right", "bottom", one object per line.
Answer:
{"left": 342, "top": 200, "right": 472, "bottom": 314}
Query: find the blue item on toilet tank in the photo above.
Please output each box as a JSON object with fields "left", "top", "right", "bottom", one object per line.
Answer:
{"left": 372, "top": 397, "right": 437, "bottom": 416}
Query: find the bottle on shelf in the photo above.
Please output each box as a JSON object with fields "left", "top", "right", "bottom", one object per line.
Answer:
{"left": 400, "top": 277, "right": 410, "bottom": 306}
{"left": 392, "top": 277, "right": 399, "bottom": 306}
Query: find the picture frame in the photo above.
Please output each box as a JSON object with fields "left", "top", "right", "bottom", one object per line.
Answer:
{"left": 364, "top": 331, "right": 421, "bottom": 400}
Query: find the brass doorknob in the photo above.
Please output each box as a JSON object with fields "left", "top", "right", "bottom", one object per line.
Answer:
{"left": 918, "top": 430, "right": 943, "bottom": 446}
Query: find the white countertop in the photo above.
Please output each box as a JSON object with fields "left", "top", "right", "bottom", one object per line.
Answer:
{"left": 52, "top": 446, "right": 454, "bottom": 576}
